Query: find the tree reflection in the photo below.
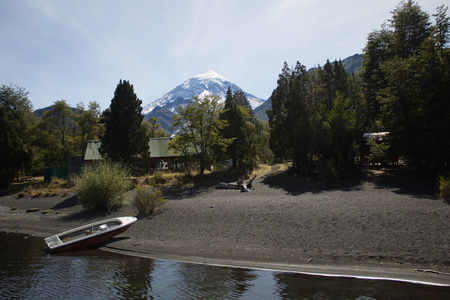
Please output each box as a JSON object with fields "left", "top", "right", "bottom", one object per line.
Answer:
{"left": 177, "top": 263, "right": 258, "bottom": 298}
{"left": 112, "top": 255, "right": 155, "bottom": 299}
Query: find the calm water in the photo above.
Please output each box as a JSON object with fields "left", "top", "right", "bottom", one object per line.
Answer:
{"left": 0, "top": 232, "right": 448, "bottom": 299}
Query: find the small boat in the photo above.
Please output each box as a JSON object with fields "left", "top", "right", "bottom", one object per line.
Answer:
{"left": 45, "top": 216, "right": 137, "bottom": 253}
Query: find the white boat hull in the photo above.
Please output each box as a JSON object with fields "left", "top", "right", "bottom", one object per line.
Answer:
{"left": 45, "top": 216, "right": 137, "bottom": 253}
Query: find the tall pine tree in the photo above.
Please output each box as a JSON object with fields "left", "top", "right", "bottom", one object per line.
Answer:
{"left": 100, "top": 80, "right": 149, "bottom": 163}
{"left": 0, "top": 84, "right": 33, "bottom": 187}
{"left": 220, "top": 87, "right": 255, "bottom": 169}
{"left": 267, "top": 62, "right": 291, "bottom": 161}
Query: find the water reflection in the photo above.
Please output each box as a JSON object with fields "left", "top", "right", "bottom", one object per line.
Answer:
{"left": 0, "top": 232, "right": 448, "bottom": 299}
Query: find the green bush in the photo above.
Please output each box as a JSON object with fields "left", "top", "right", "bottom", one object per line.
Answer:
{"left": 133, "top": 187, "right": 166, "bottom": 215}
{"left": 438, "top": 175, "right": 450, "bottom": 201}
{"left": 76, "top": 160, "right": 132, "bottom": 211}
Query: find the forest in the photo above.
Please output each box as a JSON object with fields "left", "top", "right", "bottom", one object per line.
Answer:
{"left": 1, "top": 1, "right": 449, "bottom": 189}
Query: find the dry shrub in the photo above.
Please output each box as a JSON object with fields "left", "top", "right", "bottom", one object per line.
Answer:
{"left": 133, "top": 187, "right": 166, "bottom": 215}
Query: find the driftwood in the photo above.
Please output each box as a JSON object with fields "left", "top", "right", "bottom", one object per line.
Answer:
{"left": 217, "top": 175, "right": 257, "bottom": 192}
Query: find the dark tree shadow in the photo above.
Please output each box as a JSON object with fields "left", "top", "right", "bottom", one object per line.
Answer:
{"left": 261, "top": 171, "right": 364, "bottom": 196}
{"left": 369, "top": 167, "right": 438, "bottom": 199}
{"left": 51, "top": 195, "right": 79, "bottom": 210}
{"left": 160, "top": 185, "right": 212, "bottom": 200}
{"left": 262, "top": 166, "right": 439, "bottom": 200}
{"left": 60, "top": 210, "right": 114, "bottom": 222}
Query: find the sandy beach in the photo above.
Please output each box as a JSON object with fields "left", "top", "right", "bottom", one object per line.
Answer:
{"left": 1, "top": 167, "right": 449, "bottom": 285}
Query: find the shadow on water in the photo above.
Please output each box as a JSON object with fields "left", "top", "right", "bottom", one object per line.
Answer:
{"left": 261, "top": 170, "right": 364, "bottom": 196}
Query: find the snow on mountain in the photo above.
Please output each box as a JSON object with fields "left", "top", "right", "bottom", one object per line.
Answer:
{"left": 142, "top": 70, "right": 265, "bottom": 115}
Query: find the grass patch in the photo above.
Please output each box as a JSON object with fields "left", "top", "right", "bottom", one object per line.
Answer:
{"left": 135, "top": 171, "right": 184, "bottom": 187}
{"left": 438, "top": 175, "right": 450, "bottom": 202}
{"left": 250, "top": 163, "right": 289, "bottom": 177}
{"left": 26, "top": 208, "right": 40, "bottom": 213}
{"left": 14, "top": 178, "right": 74, "bottom": 199}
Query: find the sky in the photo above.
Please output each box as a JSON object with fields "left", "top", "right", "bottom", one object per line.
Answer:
{"left": 0, "top": 0, "right": 445, "bottom": 111}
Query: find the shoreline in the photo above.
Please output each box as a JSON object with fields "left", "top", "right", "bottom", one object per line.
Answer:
{"left": 4, "top": 225, "right": 450, "bottom": 287}
{"left": 1, "top": 168, "right": 449, "bottom": 286}
{"left": 99, "top": 243, "right": 450, "bottom": 287}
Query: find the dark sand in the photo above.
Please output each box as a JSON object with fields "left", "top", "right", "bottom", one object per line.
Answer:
{"left": 1, "top": 168, "right": 449, "bottom": 285}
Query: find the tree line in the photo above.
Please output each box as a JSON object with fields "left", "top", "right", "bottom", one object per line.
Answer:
{"left": 0, "top": 80, "right": 168, "bottom": 188}
{"left": 1, "top": 1, "right": 448, "bottom": 189}
{"left": 268, "top": 0, "right": 449, "bottom": 177}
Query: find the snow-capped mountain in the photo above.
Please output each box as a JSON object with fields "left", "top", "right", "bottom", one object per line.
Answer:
{"left": 142, "top": 70, "right": 265, "bottom": 115}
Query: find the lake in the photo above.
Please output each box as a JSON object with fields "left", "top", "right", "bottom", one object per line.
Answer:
{"left": 0, "top": 232, "right": 448, "bottom": 299}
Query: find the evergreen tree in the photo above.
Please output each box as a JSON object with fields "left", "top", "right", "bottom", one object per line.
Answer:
{"left": 389, "top": 0, "right": 431, "bottom": 58}
{"left": 100, "top": 80, "right": 149, "bottom": 162}
{"left": 360, "top": 25, "right": 392, "bottom": 129}
{"left": 0, "top": 84, "right": 33, "bottom": 187}
{"left": 220, "top": 87, "right": 239, "bottom": 167}
{"left": 232, "top": 89, "right": 253, "bottom": 115}
{"left": 267, "top": 62, "right": 291, "bottom": 161}
{"left": 288, "top": 62, "right": 312, "bottom": 173}
{"left": 433, "top": 5, "right": 450, "bottom": 55}
{"left": 220, "top": 87, "right": 256, "bottom": 168}
{"left": 361, "top": 0, "right": 433, "bottom": 129}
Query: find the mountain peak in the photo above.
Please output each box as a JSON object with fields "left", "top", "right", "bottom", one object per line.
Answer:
{"left": 142, "top": 70, "right": 265, "bottom": 115}
{"left": 193, "top": 69, "right": 226, "bottom": 81}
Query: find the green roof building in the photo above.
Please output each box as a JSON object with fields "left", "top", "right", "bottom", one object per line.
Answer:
{"left": 84, "top": 137, "right": 179, "bottom": 172}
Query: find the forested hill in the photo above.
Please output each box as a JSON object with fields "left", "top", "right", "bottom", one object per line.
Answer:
{"left": 341, "top": 54, "right": 362, "bottom": 74}
{"left": 307, "top": 54, "right": 362, "bottom": 74}
{"left": 34, "top": 106, "right": 76, "bottom": 117}
{"left": 254, "top": 54, "right": 363, "bottom": 121}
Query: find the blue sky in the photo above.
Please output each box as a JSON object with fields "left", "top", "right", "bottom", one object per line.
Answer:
{"left": 0, "top": 0, "right": 445, "bottom": 111}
